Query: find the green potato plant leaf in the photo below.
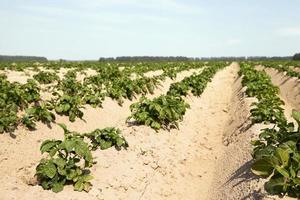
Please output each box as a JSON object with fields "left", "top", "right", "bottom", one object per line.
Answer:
{"left": 36, "top": 124, "right": 128, "bottom": 193}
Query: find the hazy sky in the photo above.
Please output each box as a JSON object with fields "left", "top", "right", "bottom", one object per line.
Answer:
{"left": 0, "top": 0, "right": 299, "bottom": 60}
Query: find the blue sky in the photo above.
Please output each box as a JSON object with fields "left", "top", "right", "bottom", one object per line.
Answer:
{"left": 0, "top": 0, "right": 299, "bottom": 60}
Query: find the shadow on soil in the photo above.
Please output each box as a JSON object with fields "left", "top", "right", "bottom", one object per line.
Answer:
{"left": 226, "top": 160, "right": 264, "bottom": 200}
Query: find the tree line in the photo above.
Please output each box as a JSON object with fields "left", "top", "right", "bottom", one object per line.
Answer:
{"left": 293, "top": 53, "right": 300, "bottom": 61}
{"left": 0, "top": 55, "right": 48, "bottom": 62}
{"left": 99, "top": 56, "right": 294, "bottom": 62}
{"left": 0, "top": 54, "right": 298, "bottom": 62}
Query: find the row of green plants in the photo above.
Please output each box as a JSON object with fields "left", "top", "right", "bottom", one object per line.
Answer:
{"left": 167, "top": 63, "right": 226, "bottom": 97}
{"left": 257, "top": 61, "right": 300, "bottom": 79}
{"left": 0, "top": 60, "right": 207, "bottom": 75}
{"left": 239, "top": 63, "right": 300, "bottom": 197}
{"left": 33, "top": 71, "right": 59, "bottom": 84}
{"left": 127, "top": 63, "right": 227, "bottom": 131}
{"left": 0, "top": 62, "right": 209, "bottom": 133}
{"left": 36, "top": 124, "right": 128, "bottom": 193}
{"left": 43, "top": 61, "right": 209, "bottom": 119}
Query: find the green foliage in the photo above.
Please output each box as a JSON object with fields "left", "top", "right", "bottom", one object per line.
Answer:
{"left": 240, "top": 62, "right": 300, "bottom": 197}
{"left": 84, "top": 127, "right": 128, "bottom": 150}
{"left": 128, "top": 62, "right": 226, "bottom": 131}
{"left": 0, "top": 76, "right": 41, "bottom": 133}
{"left": 21, "top": 79, "right": 41, "bottom": 103}
{"left": 251, "top": 111, "right": 300, "bottom": 197}
{"left": 55, "top": 95, "right": 84, "bottom": 122}
{"left": 250, "top": 98, "right": 286, "bottom": 125}
{"left": 83, "top": 90, "right": 104, "bottom": 108}
{"left": 240, "top": 63, "right": 286, "bottom": 125}
{"left": 162, "top": 67, "right": 177, "bottom": 80}
{"left": 57, "top": 76, "right": 84, "bottom": 96}
{"left": 0, "top": 109, "right": 18, "bottom": 133}
{"left": 64, "top": 70, "right": 77, "bottom": 79}
{"left": 259, "top": 60, "right": 300, "bottom": 79}
{"left": 33, "top": 71, "right": 59, "bottom": 84}
{"left": 167, "top": 64, "right": 226, "bottom": 97}
{"left": 128, "top": 95, "right": 190, "bottom": 130}
{"left": 22, "top": 102, "right": 55, "bottom": 129}
{"left": 167, "top": 82, "right": 190, "bottom": 97}
{"left": 106, "top": 76, "right": 161, "bottom": 105}
{"left": 36, "top": 125, "right": 93, "bottom": 193}
{"left": 36, "top": 124, "right": 128, "bottom": 193}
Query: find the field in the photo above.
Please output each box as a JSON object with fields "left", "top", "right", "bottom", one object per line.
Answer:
{"left": 0, "top": 60, "right": 300, "bottom": 200}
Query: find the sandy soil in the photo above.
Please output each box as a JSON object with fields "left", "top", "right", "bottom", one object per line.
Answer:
{"left": 0, "top": 67, "right": 99, "bottom": 84}
{"left": 260, "top": 67, "right": 300, "bottom": 111}
{"left": 1, "top": 63, "right": 299, "bottom": 200}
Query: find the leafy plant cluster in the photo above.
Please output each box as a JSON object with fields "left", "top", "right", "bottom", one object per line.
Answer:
{"left": 167, "top": 63, "right": 226, "bottom": 97}
{"left": 36, "top": 124, "right": 128, "bottom": 193}
{"left": 0, "top": 75, "right": 53, "bottom": 132}
{"left": 239, "top": 62, "right": 300, "bottom": 197}
{"left": 50, "top": 75, "right": 104, "bottom": 121}
{"left": 33, "top": 71, "right": 60, "bottom": 84}
{"left": 162, "top": 66, "right": 177, "bottom": 80}
{"left": 128, "top": 63, "right": 227, "bottom": 131}
{"left": 22, "top": 102, "right": 56, "bottom": 129}
{"left": 128, "top": 95, "right": 190, "bottom": 130}
{"left": 105, "top": 76, "right": 162, "bottom": 105}
{"left": 239, "top": 63, "right": 286, "bottom": 125}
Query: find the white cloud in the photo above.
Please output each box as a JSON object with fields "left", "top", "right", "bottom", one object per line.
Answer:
{"left": 277, "top": 27, "right": 300, "bottom": 36}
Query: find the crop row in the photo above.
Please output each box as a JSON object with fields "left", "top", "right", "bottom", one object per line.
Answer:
{"left": 257, "top": 61, "right": 300, "bottom": 79}
{"left": 0, "top": 61, "right": 210, "bottom": 133}
{"left": 127, "top": 62, "right": 227, "bottom": 130}
{"left": 0, "top": 61, "right": 208, "bottom": 75}
{"left": 239, "top": 63, "right": 300, "bottom": 197}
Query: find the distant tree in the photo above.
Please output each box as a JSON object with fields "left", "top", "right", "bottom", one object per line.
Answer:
{"left": 0, "top": 55, "right": 47, "bottom": 62}
{"left": 293, "top": 53, "right": 300, "bottom": 61}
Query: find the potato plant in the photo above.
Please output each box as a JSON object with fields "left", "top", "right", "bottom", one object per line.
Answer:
{"left": 251, "top": 110, "right": 300, "bottom": 197}
{"left": 128, "top": 95, "right": 190, "bottom": 130}
{"left": 54, "top": 95, "right": 84, "bottom": 122}
{"left": 36, "top": 124, "right": 93, "bottom": 193}
{"left": 84, "top": 127, "right": 128, "bottom": 150}
{"left": 22, "top": 102, "right": 55, "bottom": 129}
{"left": 36, "top": 124, "right": 128, "bottom": 193}
{"left": 33, "top": 71, "right": 59, "bottom": 84}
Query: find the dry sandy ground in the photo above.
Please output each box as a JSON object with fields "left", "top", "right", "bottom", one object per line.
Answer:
{"left": 0, "top": 63, "right": 299, "bottom": 200}
{"left": 0, "top": 68, "right": 98, "bottom": 84}
{"left": 261, "top": 67, "right": 300, "bottom": 111}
